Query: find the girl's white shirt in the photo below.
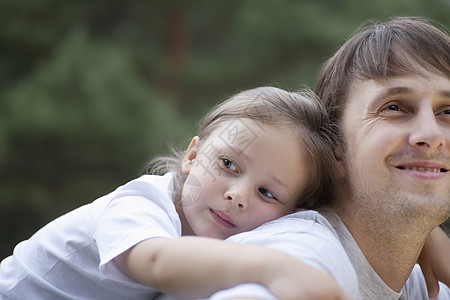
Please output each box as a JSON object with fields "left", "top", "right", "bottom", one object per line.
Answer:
{"left": 0, "top": 173, "right": 180, "bottom": 300}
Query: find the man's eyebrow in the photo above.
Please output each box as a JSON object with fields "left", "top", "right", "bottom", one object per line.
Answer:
{"left": 374, "top": 87, "right": 450, "bottom": 101}
{"left": 373, "top": 87, "right": 412, "bottom": 102}
{"left": 438, "top": 90, "right": 450, "bottom": 98}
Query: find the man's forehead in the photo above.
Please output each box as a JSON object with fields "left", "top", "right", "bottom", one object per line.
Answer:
{"left": 351, "top": 70, "right": 449, "bottom": 90}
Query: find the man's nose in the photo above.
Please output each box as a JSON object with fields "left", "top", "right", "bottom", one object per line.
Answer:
{"left": 409, "top": 107, "right": 446, "bottom": 150}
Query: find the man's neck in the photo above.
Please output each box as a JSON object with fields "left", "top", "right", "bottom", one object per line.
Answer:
{"left": 337, "top": 206, "right": 430, "bottom": 292}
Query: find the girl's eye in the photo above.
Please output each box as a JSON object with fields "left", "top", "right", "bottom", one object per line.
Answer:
{"left": 258, "top": 187, "right": 277, "bottom": 200}
{"left": 222, "top": 158, "right": 238, "bottom": 172}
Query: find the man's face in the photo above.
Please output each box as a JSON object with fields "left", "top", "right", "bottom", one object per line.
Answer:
{"left": 340, "top": 69, "right": 450, "bottom": 225}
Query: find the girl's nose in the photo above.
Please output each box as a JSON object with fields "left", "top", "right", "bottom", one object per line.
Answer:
{"left": 224, "top": 189, "right": 248, "bottom": 210}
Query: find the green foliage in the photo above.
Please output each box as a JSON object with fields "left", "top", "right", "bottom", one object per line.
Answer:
{"left": 0, "top": 27, "right": 188, "bottom": 257}
{"left": 1, "top": 0, "right": 449, "bottom": 258}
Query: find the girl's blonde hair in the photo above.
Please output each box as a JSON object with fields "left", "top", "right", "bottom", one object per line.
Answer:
{"left": 148, "top": 86, "right": 340, "bottom": 209}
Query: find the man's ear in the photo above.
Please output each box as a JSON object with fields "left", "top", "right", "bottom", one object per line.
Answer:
{"left": 182, "top": 136, "right": 200, "bottom": 175}
{"left": 333, "top": 145, "right": 346, "bottom": 179}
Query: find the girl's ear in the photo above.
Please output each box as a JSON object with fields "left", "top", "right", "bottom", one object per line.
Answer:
{"left": 182, "top": 136, "right": 200, "bottom": 175}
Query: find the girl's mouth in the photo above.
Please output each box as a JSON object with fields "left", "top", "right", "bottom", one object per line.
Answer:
{"left": 210, "top": 209, "right": 236, "bottom": 228}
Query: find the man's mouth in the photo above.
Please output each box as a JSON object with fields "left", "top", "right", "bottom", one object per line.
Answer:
{"left": 397, "top": 166, "right": 448, "bottom": 173}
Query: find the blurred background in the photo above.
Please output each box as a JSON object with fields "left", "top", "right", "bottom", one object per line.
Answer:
{"left": 1, "top": 0, "right": 449, "bottom": 259}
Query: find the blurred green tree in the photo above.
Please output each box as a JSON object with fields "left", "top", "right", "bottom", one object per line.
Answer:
{"left": 0, "top": 29, "right": 188, "bottom": 257}
{"left": 0, "top": 0, "right": 449, "bottom": 258}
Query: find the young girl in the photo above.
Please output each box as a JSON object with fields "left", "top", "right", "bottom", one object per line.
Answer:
{"left": 0, "top": 86, "right": 447, "bottom": 300}
{"left": 0, "top": 86, "right": 350, "bottom": 300}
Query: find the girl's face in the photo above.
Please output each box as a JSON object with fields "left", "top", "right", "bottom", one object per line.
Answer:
{"left": 178, "top": 118, "right": 310, "bottom": 239}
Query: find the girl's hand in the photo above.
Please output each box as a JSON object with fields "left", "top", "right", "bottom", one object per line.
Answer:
{"left": 418, "top": 226, "right": 450, "bottom": 298}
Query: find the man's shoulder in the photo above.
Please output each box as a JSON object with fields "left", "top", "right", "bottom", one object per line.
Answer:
{"left": 223, "top": 210, "right": 361, "bottom": 299}
{"left": 224, "top": 209, "right": 353, "bottom": 273}
{"left": 229, "top": 210, "right": 340, "bottom": 243}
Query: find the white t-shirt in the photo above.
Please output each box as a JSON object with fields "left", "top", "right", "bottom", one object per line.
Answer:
{"left": 210, "top": 210, "right": 450, "bottom": 300}
{"left": 0, "top": 173, "right": 180, "bottom": 300}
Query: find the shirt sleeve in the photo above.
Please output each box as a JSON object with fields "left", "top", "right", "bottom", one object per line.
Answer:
{"left": 94, "top": 176, "right": 181, "bottom": 272}
{"left": 402, "top": 265, "right": 450, "bottom": 299}
{"left": 212, "top": 284, "right": 277, "bottom": 300}
{"left": 210, "top": 211, "right": 360, "bottom": 300}
{"left": 437, "top": 282, "right": 450, "bottom": 299}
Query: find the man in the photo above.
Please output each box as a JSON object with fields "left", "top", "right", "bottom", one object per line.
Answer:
{"left": 210, "top": 17, "right": 450, "bottom": 299}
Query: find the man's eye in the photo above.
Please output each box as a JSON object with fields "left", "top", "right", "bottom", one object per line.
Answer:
{"left": 436, "top": 106, "right": 450, "bottom": 116}
{"left": 379, "top": 103, "right": 405, "bottom": 116}
{"left": 258, "top": 187, "right": 276, "bottom": 200}
{"left": 222, "top": 158, "right": 238, "bottom": 172}
{"left": 387, "top": 104, "right": 400, "bottom": 111}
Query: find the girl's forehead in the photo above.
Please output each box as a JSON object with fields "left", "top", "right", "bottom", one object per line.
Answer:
{"left": 202, "top": 118, "right": 298, "bottom": 155}
{"left": 207, "top": 118, "right": 263, "bottom": 138}
{"left": 203, "top": 118, "right": 265, "bottom": 150}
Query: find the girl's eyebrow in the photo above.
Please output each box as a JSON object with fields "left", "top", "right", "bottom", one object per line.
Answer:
{"left": 236, "top": 150, "right": 252, "bottom": 162}
{"left": 268, "top": 174, "right": 287, "bottom": 192}
{"left": 237, "top": 150, "right": 288, "bottom": 193}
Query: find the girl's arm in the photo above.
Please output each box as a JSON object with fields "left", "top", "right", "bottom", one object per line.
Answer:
{"left": 115, "top": 236, "right": 351, "bottom": 300}
{"left": 418, "top": 226, "right": 450, "bottom": 298}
